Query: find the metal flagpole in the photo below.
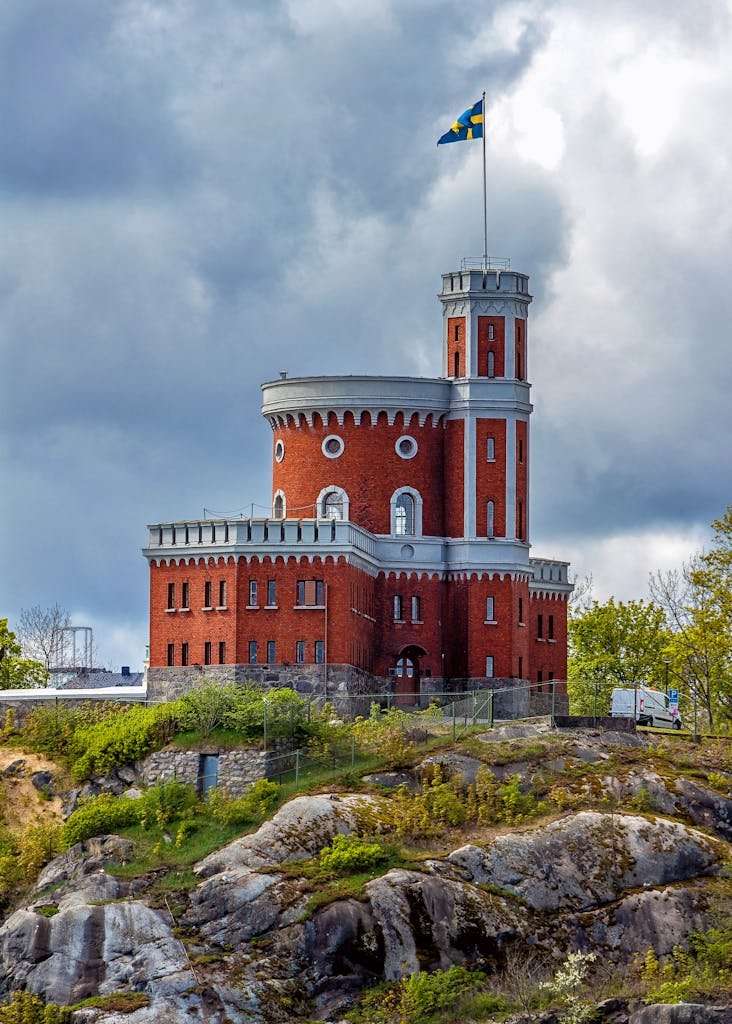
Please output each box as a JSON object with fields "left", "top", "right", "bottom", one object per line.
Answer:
{"left": 481, "top": 90, "right": 487, "bottom": 270}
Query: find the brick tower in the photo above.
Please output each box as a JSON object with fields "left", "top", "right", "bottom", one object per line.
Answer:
{"left": 143, "top": 264, "right": 572, "bottom": 702}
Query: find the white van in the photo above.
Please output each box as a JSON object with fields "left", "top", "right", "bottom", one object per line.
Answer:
{"left": 610, "top": 687, "right": 682, "bottom": 729}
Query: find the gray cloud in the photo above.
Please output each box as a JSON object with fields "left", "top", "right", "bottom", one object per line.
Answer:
{"left": 1, "top": 0, "right": 729, "bottom": 667}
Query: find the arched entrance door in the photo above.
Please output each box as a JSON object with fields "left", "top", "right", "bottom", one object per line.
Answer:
{"left": 394, "top": 645, "right": 426, "bottom": 706}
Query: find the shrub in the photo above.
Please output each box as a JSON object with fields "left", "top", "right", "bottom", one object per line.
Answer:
{"left": 177, "top": 683, "right": 237, "bottom": 739}
{"left": 0, "top": 991, "right": 71, "bottom": 1023}
{"left": 318, "top": 834, "right": 389, "bottom": 875}
{"left": 137, "top": 781, "right": 199, "bottom": 829}
{"left": 350, "top": 704, "right": 417, "bottom": 769}
{"left": 0, "top": 823, "right": 62, "bottom": 903}
{"left": 61, "top": 794, "right": 141, "bottom": 849}
{"left": 222, "top": 686, "right": 307, "bottom": 740}
{"left": 69, "top": 703, "right": 178, "bottom": 781}
{"left": 349, "top": 966, "right": 486, "bottom": 1024}
{"left": 208, "top": 779, "right": 282, "bottom": 826}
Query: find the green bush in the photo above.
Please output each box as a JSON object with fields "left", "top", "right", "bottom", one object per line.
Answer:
{"left": 0, "top": 991, "right": 71, "bottom": 1023}
{"left": 222, "top": 687, "right": 307, "bottom": 740}
{"left": 69, "top": 703, "right": 178, "bottom": 781}
{"left": 318, "top": 834, "right": 389, "bottom": 875}
{"left": 0, "top": 822, "right": 62, "bottom": 904}
{"left": 137, "top": 781, "right": 199, "bottom": 829}
{"left": 61, "top": 794, "right": 140, "bottom": 849}
{"left": 349, "top": 966, "right": 486, "bottom": 1024}
{"left": 208, "top": 779, "right": 282, "bottom": 826}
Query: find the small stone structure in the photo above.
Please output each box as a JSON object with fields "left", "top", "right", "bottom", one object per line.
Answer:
{"left": 135, "top": 744, "right": 296, "bottom": 798}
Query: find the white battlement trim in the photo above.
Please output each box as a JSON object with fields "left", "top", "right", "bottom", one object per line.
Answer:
{"left": 261, "top": 375, "right": 452, "bottom": 427}
{"left": 144, "top": 517, "right": 543, "bottom": 576}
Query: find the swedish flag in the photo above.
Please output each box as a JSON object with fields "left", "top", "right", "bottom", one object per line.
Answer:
{"left": 437, "top": 98, "right": 484, "bottom": 145}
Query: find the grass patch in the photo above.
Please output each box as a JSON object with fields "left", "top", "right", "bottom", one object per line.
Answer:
{"left": 33, "top": 904, "right": 59, "bottom": 917}
{"left": 107, "top": 820, "right": 242, "bottom": 879}
{"left": 71, "top": 992, "right": 150, "bottom": 1013}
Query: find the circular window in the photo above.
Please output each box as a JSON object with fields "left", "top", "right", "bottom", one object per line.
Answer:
{"left": 322, "top": 435, "right": 345, "bottom": 459}
{"left": 400, "top": 544, "right": 415, "bottom": 559}
{"left": 274, "top": 440, "right": 285, "bottom": 463}
{"left": 395, "top": 435, "right": 418, "bottom": 460}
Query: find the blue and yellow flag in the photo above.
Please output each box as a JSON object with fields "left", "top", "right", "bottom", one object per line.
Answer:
{"left": 437, "top": 98, "right": 484, "bottom": 145}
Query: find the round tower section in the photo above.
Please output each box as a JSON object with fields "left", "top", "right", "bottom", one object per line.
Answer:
{"left": 261, "top": 376, "right": 452, "bottom": 537}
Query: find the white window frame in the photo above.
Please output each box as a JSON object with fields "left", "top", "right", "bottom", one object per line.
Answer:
{"left": 248, "top": 580, "right": 258, "bottom": 607}
{"left": 393, "top": 595, "right": 403, "bottom": 621}
{"left": 274, "top": 439, "right": 285, "bottom": 463}
{"left": 390, "top": 487, "right": 423, "bottom": 538}
{"left": 273, "top": 489, "right": 286, "bottom": 518}
{"left": 395, "top": 435, "right": 418, "bottom": 460}
{"left": 321, "top": 434, "right": 345, "bottom": 459}
{"left": 485, "top": 596, "right": 495, "bottom": 623}
{"left": 411, "top": 595, "right": 421, "bottom": 622}
{"left": 486, "top": 656, "right": 494, "bottom": 678}
{"left": 486, "top": 500, "right": 495, "bottom": 539}
{"left": 316, "top": 485, "right": 349, "bottom": 521}
{"left": 486, "top": 437, "right": 495, "bottom": 462}
{"left": 487, "top": 351, "right": 495, "bottom": 378}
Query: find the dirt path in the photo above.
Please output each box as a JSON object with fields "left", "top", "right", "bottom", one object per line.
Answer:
{"left": 0, "top": 746, "right": 66, "bottom": 831}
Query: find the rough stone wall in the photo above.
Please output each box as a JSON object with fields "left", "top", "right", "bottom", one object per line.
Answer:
{"left": 135, "top": 745, "right": 296, "bottom": 797}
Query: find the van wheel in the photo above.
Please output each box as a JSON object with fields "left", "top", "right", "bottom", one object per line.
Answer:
{"left": 674, "top": 720, "right": 682, "bottom": 730}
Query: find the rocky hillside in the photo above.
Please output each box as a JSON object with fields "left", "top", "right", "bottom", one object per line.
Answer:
{"left": 0, "top": 719, "right": 730, "bottom": 1024}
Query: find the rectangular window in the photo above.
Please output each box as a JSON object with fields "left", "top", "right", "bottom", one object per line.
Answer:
{"left": 487, "top": 351, "right": 495, "bottom": 377}
{"left": 488, "top": 324, "right": 495, "bottom": 340}
{"left": 518, "top": 655, "right": 523, "bottom": 678}
{"left": 537, "top": 670, "right": 543, "bottom": 683}
{"left": 453, "top": 324, "right": 459, "bottom": 342}
{"left": 218, "top": 640, "right": 226, "bottom": 665}
{"left": 486, "top": 437, "right": 495, "bottom": 461}
{"left": 297, "top": 580, "right": 324, "bottom": 606}
{"left": 218, "top": 580, "right": 227, "bottom": 608}
{"left": 248, "top": 640, "right": 257, "bottom": 663}
{"left": 181, "top": 581, "right": 189, "bottom": 610}
{"left": 518, "top": 597, "right": 524, "bottom": 624}
{"left": 537, "top": 614, "right": 543, "bottom": 639}
{"left": 548, "top": 670, "right": 554, "bottom": 681}
{"left": 267, "top": 640, "right": 276, "bottom": 664}
{"left": 411, "top": 595, "right": 421, "bottom": 621}
{"left": 518, "top": 438, "right": 524, "bottom": 464}
{"left": 487, "top": 501, "right": 495, "bottom": 539}
{"left": 267, "top": 579, "right": 277, "bottom": 606}
{"left": 181, "top": 642, "right": 189, "bottom": 667}
{"left": 485, "top": 596, "right": 495, "bottom": 621}
{"left": 167, "top": 582, "right": 175, "bottom": 610}
{"left": 485, "top": 656, "right": 494, "bottom": 678}
{"left": 167, "top": 643, "right": 174, "bottom": 667}
{"left": 204, "top": 581, "right": 212, "bottom": 608}
{"left": 248, "top": 580, "right": 258, "bottom": 606}
{"left": 204, "top": 641, "right": 212, "bottom": 665}
{"left": 315, "top": 640, "right": 325, "bottom": 664}
{"left": 548, "top": 614, "right": 555, "bottom": 640}
{"left": 393, "top": 595, "right": 403, "bottom": 621}
{"left": 517, "top": 500, "right": 524, "bottom": 540}
{"left": 296, "top": 640, "right": 305, "bottom": 663}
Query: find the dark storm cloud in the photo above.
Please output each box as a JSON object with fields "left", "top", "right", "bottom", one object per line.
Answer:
{"left": 1, "top": 0, "right": 729, "bottom": 665}
{"left": 0, "top": 0, "right": 194, "bottom": 196}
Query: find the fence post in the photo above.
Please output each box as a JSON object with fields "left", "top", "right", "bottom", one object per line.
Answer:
{"left": 452, "top": 699, "right": 457, "bottom": 742}
{"left": 295, "top": 749, "right": 300, "bottom": 787}
{"left": 263, "top": 699, "right": 268, "bottom": 753}
{"left": 351, "top": 734, "right": 356, "bottom": 769}
{"left": 387, "top": 692, "right": 392, "bottom": 712}
{"left": 471, "top": 690, "right": 477, "bottom": 724}
{"left": 488, "top": 690, "right": 494, "bottom": 729}
{"left": 551, "top": 681, "right": 556, "bottom": 728}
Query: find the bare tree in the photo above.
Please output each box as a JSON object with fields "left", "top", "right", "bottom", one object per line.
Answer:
{"left": 569, "top": 573, "right": 594, "bottom": 614}
{"left": 498, "top": 943, "right": 551, "bottom": 1021}
{"left": 16, "top": 605, "right": 71, "bottom": 668}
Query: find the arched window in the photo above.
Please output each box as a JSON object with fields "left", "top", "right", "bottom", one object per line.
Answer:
{"left": 273, "top": 491, "right": 285, "bottom": 518}
{"left": 394, "top": 493, "right": 415, "bottom": 536}
{"left": 390, "top": 488, "right": 423, "bottom": 537}
{"left": 321, "top": 490, "right": 344, "bottom": 520}
{"left": 317, "top": 486, "right": 349, "bottom": 521}
{"left": 487, "top": 500, "right": 495, "bottom": 538}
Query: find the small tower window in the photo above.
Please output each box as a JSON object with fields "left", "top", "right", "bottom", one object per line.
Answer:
{"left": 488, "top": 324, "right": 494, "bottom": 340}
{"left": 518, "top": 439, "right": 524, "bottom": 464}
{"left": 322, "top": 435, "right": 345, "bottom": 459}
{"left": 487, "top": 351, "right": 495, "bottom": 377}
{"left": 321, "top": 490, "right": 344, "bottom": 520}
{"left": 485, "top": 596, "right": 495, "bottom": 622}
{"left": 411, "top": 595, "right": 421, "bottom": 621}
{"left": 486, "top": 437, "right": 495, "bottom": 462}
{"left": 394, "top": 493, "right": 415, "bottom": 536}
{"left": 453, "top": 352, "right": 460, "bottom": 377}
{"left": 393, "top": 595, "right": 403, "bottom": 621}
{"left": 275, "top": 439, "right": 285, "bottom": 463}
{"left": 273, "top": 493, "right": 285, "bottom": 518}
{"left": 486, "top": 656, "right": 494, "bottom": 678}
{"left": 486, "top": 500, "right": 495, "bottom": 539}
{"left": 453, "top": 324, "right": 459, "bottom": 342}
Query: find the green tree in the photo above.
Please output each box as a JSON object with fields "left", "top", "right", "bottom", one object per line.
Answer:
{"left": 650, "top": 506, "right": 732, "bottom": 728}
{"left": 0, "top": 619, "right": 48, "bottom": 690}
{"left": 567, "top": 599, "right": 670, "bottom": 714}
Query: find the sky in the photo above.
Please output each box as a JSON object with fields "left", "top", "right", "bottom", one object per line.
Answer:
{"left": 1, "top": 0, "right": 730, "bottom": 670}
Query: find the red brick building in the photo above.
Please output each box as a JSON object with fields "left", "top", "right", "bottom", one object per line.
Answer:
{"left": 144, "top": 264, "right": 572, "bottom": 700}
